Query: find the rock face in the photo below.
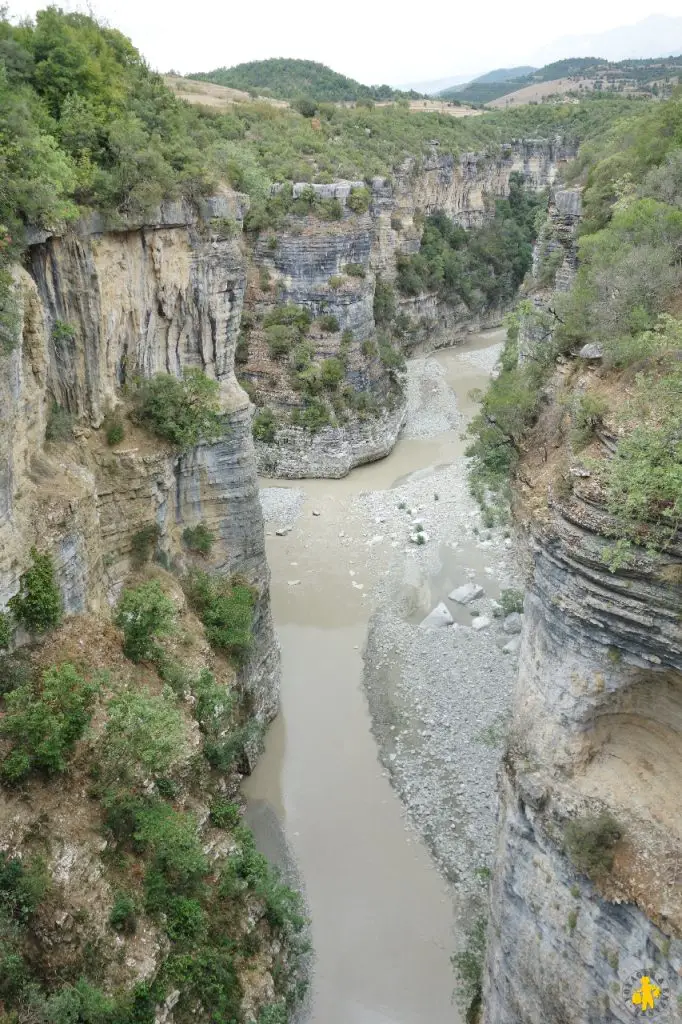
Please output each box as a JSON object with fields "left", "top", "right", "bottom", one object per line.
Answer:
{"left": 481, "top": 194, "right": 682, "bottom": 1023}
{"left": 1, "top": 196, "right": 279, "bottom": 720}
{"left": 243, "top": 139, "right": 575, "bottom": 477}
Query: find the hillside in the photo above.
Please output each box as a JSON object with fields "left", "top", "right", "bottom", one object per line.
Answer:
{"left": 441, "top": 53, "right": 682, "bottom": 106}
{"left": 188, "top": 58, "right": 420, "bottom": 102}
{"left": 469, "top": 65, "right": 537, "bottom": 85}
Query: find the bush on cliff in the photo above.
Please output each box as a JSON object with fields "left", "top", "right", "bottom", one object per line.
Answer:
{"left": 253, "top": 407, "right": 278, "bottom": 442}
{"left": 184, "top": 571, "right": 256, "bottom": 665}
{"left": 8, "top": 548, "right": 62, "bottom": 635}
{"left": 115, "top": 580, "right": 175, "bottom": 663}
{"left": 132, "top": 371, "right": 223, "bottom": 451}
{"left": 564, "top": 812, "right": 622, "bottom": 878}
{"left": 0, "top": 664, "right": 98, "bottom": 781}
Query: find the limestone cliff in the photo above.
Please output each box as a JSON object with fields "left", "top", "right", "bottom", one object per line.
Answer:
{"left": 243, "top": 140, "right": 573, "bottom": 478}
{"left": 1, "top": 195, "right": 279, "bottom": 719}
{"left": 481, "top": 190, "right": 682, "bottom": 1024}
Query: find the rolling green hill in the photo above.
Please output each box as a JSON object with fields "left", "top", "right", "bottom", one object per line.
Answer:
{"left": 189, "top": 58, "right": 420, "bottom": 102}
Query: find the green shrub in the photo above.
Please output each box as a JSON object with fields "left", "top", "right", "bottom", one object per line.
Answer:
{"left": 316, "top": 197, "right": 342, "bottom": 221}
{"left": 115, "top": 580, "right": 175, "bottom": 663}
{"left": 253, "top": 407, "right": 278, "bottom": 443}
{"left": 343, "top": 263, "right": 366, "bottom": 277}
{"left": 0, "top": 852, "right": 49, "bottom": 923}
{"left": 320, "top": 358, "right": 344, "bottom": 390}
{"left": 130, "top": 523, "right": 160, "bottom": 567}
{"left": 210, "top": 799, "right": 241, "bottom": 830}
{"left": 109, "top": 892, "right": 137, "bottom": 934}
{"left": 291, "top": 398, "right": 332, "bottom": 433}
{"left": 263, "top": 305, "right": 311, "bottom": 358}
{"left": 191, "top": 668, "right": 235, "bottom": 734}
{"left": 0, "top": 653, "right": 33, "bottom": 697}
{"left": 132, "top": 371, "right": 223, "bottom": 451}
{"left": 103, "top": 687, "right": 187, "bottom": 783}
{"left": 185, "top": 572, "right": 256, "bottom": 665}
{"left": 293, "top": 96, "right": 317, "bottom": 118}
{"left": 45, "top": 402, "right": 74, "bottom": 441}
{"left": 182, "top": 522, "right": 216, "bottom": 556}
{"left": 571, "top": 393, "right": 609, "bottom": 449}
{"left": 289, "top": 343, "right": 314, "bottom": 373}
{"left": 165, "top": 895, "right": 206, "bottom": 941}
{"left": 318, "top": 313, "right": 339, "bottom": 333}
{"left": 347, "top": 187, "right": 370, "bottom": 214}
{"left": 564, "top": 813, "right": 622, "bottom": 878}
{"left": 379, "top": 341, "right": 405, "bottom": 371}
{"left": 1, "top": 664, "right": 98, "bottom": 781}
{"left": 51, "top": 320, "right": 76, "bottom": 346}
{"left": 103, "top": 411, "right": 125, "bottom": 446}
{"left": 328, "top": 275, "right": 344, "bottom": 290}
{"left": 259, "top": 266, "right": 272, "bottom": 291}
{"left": 361, "top": 339, "right": 378, "bottom": 358}
{"left": 265, "top": 324, "right": 299, "bottom": 358}
{"left": 8, "top": 548, "right": 62, "bottom": 634}
{"left": 373, "top": 277, "right": 395, "bottom": 325}
{"left": 390, "top": 214, "right": 403, "bottom": 231}
{"left": 498, "top": 589, "right": 524, "bottom": 616}
{"left": 0, "top": 610, "right": 14, "bottom": 650}
{"left": 134, "top": 802, "right": 207, "bottom": 891}
{"left": 451, "top": 915, "right": 486, "bottom": 1019}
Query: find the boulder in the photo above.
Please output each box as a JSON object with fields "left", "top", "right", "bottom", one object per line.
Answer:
{"left": 449, "top": 583, "right": 484, "bottom": 605}
{"left": 503, "top": 612, "right": 523, "bottom": 635}
{"left": 471, "top": 616, "right": 491, "bottom": 631}
{"left": 502, "top": 636, "right": 521, "bottom": 655}
{"left": 419, "top": 602, "right": 454, "bottom": 629}
{"left": 578, "top": 342, "right": 603, "bottom": 360}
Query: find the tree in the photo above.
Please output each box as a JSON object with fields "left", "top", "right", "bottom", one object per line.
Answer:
{"left": 115, "top": 580, "right": 175, "bottom": 662}
{"left": 8, "top": 548, "right": 62, "bottom": 634}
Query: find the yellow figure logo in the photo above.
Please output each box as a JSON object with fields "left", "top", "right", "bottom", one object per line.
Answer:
{"left": 631, "top": 976, "right": 661, "bottom": 1013}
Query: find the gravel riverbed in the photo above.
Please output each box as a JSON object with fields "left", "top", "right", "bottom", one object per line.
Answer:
{"left": 359, "top": 344, "right": 521, "bottom": 918}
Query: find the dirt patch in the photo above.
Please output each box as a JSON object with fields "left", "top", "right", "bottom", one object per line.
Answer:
{"left": 165, "top": 75, "right": 289, "bottom": 110}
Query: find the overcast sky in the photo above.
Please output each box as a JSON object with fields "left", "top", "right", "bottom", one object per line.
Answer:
{"left": 6, "top": 0, "right": 681, "bottom": 86}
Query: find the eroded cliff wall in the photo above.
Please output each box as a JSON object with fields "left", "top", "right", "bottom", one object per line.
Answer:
{"left": 242, "top": 140, "right": 572, "bottom": 477}
{"left": 482, "top": 189, "right": 682, "bottom": 1024}
{"left": 1, "top": 196, "right": 279, "bottom": 718}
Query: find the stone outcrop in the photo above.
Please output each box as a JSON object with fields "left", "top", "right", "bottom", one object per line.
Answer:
{"left": 481, "top": 194, "right": 682, "bottom": 1023}
{"left": 1, "top": 195, "right": 279, "bottom": 720}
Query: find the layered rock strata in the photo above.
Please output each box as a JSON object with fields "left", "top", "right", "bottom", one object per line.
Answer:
{"left": 482, "top": 192, "right": 682, "bottom": 1024}
{"left": 1, "top": 196, "right": 279, "bottom": 719}
{"left": 244, "top": 140, "right": 575, "bottom": 477}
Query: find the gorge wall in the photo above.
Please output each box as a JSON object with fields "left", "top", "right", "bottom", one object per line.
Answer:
{"left": 2, "top": 194, "right": 279, "bottom": 719}
{"left": 482, "top": 189, "right": 682, "bottom": 1023}
{"left": 242, "top": 139, "right": 573, "bottom": 478}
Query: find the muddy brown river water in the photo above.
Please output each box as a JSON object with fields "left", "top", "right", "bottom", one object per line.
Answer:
{"left": 243, "top": 330, "right": 504, "bottom": 1024}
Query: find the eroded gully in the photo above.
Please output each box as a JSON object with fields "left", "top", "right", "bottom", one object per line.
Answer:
{"left": 243, "top": 329, "right": 506, "bottom": 1024}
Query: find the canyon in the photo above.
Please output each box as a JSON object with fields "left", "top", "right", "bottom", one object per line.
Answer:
{"left": 2, "top": 111, "right": 680, "bottom": 1024}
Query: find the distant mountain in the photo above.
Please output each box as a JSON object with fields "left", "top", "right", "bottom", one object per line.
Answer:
{"left": 440, "top": 51, "right": 682, "bottom": 106}
{"left": 528, "top": 14, "right": 682, "bottom": 66}
{"left": 399, "top": 72, "right": 474, "bottom": 96}
{"left": 471, "top": 66, "right": 537, "bottom": 85}
{"left": 188, "top": 58, "right": 421, "bottom": 102}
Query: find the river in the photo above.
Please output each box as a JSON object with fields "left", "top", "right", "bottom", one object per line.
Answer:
{"left": 243, "top": 329, "right": 506, "bottom": 1024}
